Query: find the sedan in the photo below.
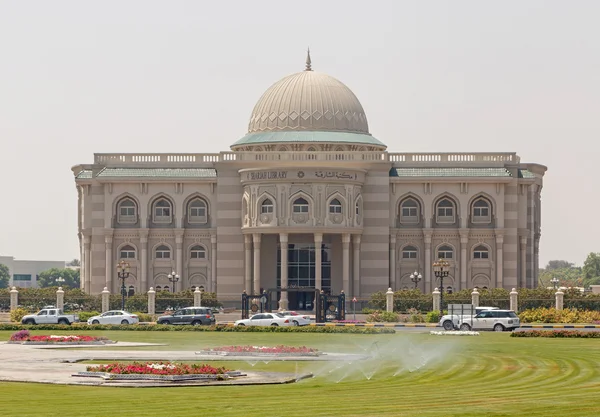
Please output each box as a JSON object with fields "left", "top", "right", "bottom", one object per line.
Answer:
{"left": 279, "top": 311, "right": 312, "bottom": 326}
{"left": 234, "top": 313, "right": 294, "bottom": 327}
{"left": 87, "top": 310, "right": 139, "bottom": 325}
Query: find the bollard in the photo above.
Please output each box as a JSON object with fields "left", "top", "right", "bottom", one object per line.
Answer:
{"left": 101, "top": 287, "right": 110, "bottom": 313}
{"left": 433, "top": 288, "right": 441, "bottom": 312}
{"left": 471, "top": 288, "right": 480, "bottom": 308}
{"left": 555, "top": 289, "right": 564, "bottom": 311}
{"left": 10, "top": 287, "right": 18, "bottom": 311}
{"left": 386, "top": 288, "right": 394, "bottom": 313}
{"left": 56, "top": 287, "right": 65, "bottom": 311}
{"left": 148, "top": 287, "right": 156, "bottom": 316}
{"left": 510, "top": 288, "right": 518, "bottom": 313}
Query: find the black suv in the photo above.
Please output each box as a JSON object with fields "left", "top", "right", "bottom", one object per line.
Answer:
{"left": 157, "top": 307, "right": 215, "bottom": 325}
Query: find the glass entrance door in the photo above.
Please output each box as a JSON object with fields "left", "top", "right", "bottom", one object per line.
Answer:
{"left": 277, "top": 243, "right": 331, "bottom": 310}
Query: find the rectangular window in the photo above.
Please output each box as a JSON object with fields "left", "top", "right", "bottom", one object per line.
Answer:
{"left": 13, "top": 274, "right": 31, "bottom": 281}
{"left": 120, "top": 207, "right": 135, "bottom": 216}
{"left": 329, "top": 205, "right": 342, "bottom": 214}
{"left": 190, "top": 207, "right": 206, "bottom": 217}
{"left": 156, "top": 251, "right": 170, "bottom": 259}
{"left": 437, "top": 207, "right": 453, "bottom": 217}
{"left": 120, "top": 251, "right": 135, "bottom": 259}
{"left": 438, "top": 251, "right": 453, "bottom": 259}
{"left": 402, "top": 251, "right": 417, "bottom": 259}
{"left": 474, "top": 251, "right": 489, "bottom": 259}
{"left": 402, "top": 207, "right": 417, "bottom": 217}
{"left": 474, "top": 207, "right": 489, "bottom": 217}
{"left": 293, "top": 205, "right": 309, "bottom": 213}
{"left": 155, "top": 207, "right": 170, "bottom": 217}
{"left": 261, "top": 205, "right": 273, "bottom": 214}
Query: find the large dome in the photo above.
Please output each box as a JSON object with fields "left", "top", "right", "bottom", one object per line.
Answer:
{"left": 247, "top": 70, "right": 369, "bottom": 134}
{"left": 232, "top": 55, "right": 385, "bottom": 149}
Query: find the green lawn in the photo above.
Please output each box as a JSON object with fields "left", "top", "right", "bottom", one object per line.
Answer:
{"left": 1, "top": 330, "right": 600, "bottom": 417}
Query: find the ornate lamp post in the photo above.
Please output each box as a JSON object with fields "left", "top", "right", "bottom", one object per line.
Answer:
{"left": 550, "top": 277, "right": 560, "bottom": 290}
{"left": 56, "top": 276, "right": 65, "bottom": 287}
{"left": 168, "top": 271, "right": 180, "bottom": 293}
{"left": 116, "top": 260, "right": 130, "bottom": 310}
{"left": 410, "top": 271, "right": 422, "bottom": 289}
{"left": 432, "top": 258, "right": 450, "bottom": 311}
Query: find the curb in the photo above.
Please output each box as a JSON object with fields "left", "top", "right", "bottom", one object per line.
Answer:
{"left": 519, "top": 324, "right": 600, "bottom": 329}
{"left": 218, "top": 322, "right": 438, "bottom": 328}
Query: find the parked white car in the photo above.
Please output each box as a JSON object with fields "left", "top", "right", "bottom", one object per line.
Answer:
{"left": 439, "top": 306, "right": 499, "bottom": 331}
{"left": 453, "top": 310, "right": 520, "bottom": 332}
{"left": 234, "top": 313, "right": 294, "bottom": 327}
{"left": 279, "top": 311, "right": 311, "bottom": 326}
{"left": 87, "top": 310, "right": 139, "bottom": 325}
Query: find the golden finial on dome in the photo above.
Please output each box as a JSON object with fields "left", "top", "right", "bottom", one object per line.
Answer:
{"left": 305, "top": 47, "right": 312, "bottom": 71}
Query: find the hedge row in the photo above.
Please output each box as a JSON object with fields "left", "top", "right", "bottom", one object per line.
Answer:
{"left": 0, "top": 323, "right": 395, "bottom": 334}
{"left": 510, "top": 330, "right": 600, "bottom": 338}
{"left": 518, "top": 308, "right": 600, "bottom": 324}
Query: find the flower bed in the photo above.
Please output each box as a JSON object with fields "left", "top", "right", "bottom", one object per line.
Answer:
{"left": 8, "top": 330, "right": 112, "bottom": 345}
{"left": 76, "top": 361, "right": 241, "bottom": 381}
{"left": 197, "top": 345, "right": 321, "bottom": 357}
{"left": 510, "top": 330, "right": 600, "bottom": 338}
{"left": 430, "top": 331, "right": 480, "bottom": 336}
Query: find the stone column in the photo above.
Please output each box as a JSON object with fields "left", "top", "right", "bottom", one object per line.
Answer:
{"left": 460, "top": 231, "right": 469, "bottom": 291}
{"left": 389, "top": 235, "right": 396, "bottom": 288}
{"left": 279, "top": 233, "right": 289, "bottom": 310}
{"left": 244, "top": 234, "right": 252, "bottom": 293}
{"left": 510, "top": 288, "right": 518, "bottom": 313}
{"left": 495, "top": 233, "right": 504, "bottom": 288}
{"left": 9, "top": 287, "right": 18, "bottom": 311}
{"left": 104, "top": 233, "right": 113, "bottom": 292}
{"left": 252, "top": 233, "right": 261, "bottom": 294}
{"left": 386, "top": 288, "right": 394, "bottom": 313}
{"left": 101, "top": 287, "right": 110, "bottom": 313}
{"left": 520, "top": 237, "right": 527, "bottom": 288}
{"left": 471, "top": 288, "right": 480, "bottom": 307}
{"left": 314, "top": 233, "right": 323, "bottom": 290}
{"left": 353, "top": 235, "right": 361, "bottom": 297}
{"left": 175, "top": 230, "right": 184, "bottom": 293}
{"left": 84, "top": 235, "right": 91, "bottom": 294}
{"left": 342, "top": 233, "right": 351, "bottom": 295}
{"left": 56, "top": 287, "right": 65, "bottom": 311}
{"left": 194, "top": 287, "right": 202, "bottom": 307}
{"left": 147, "top": 287, "right": 156, "bottom": 315}
{"left": 140, "top": 229, "right": 149, "bottom": 292}
{"left": 424, "top": 230, "right": 432, "bottom": 292}
{"left": 211, "top": 235, "right": 217, "bottom": 293}
{"left": 432, "top": 288, "right": 441, "bottom": 312}
{"left": 555, "top": 289, "right": 564, "bottom": 311}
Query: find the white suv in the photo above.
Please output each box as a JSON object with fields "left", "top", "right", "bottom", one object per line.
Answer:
{"left": 456, "top": 309, "right": 520, "bottom": 332}
{"left": 439, "top": 306, "right": 499, "bottom": 331}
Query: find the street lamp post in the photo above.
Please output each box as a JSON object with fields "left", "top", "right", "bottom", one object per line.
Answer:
{"left": 410, "top": 271, "right": 422, "bottom": 289}
{"left": 116, "top": 260, "right": 130, "bottom": 310}
{"left": 550, "top": 277, "right": 560, "bottom": 290}
{"left": 56, "top": 276, "right": 65, "bottom": 287}
{"left": 168, "top": 271, "right": 180, "bottom": 293}
{"left": 432, "top": 258, "right": 450, "bottom": 311}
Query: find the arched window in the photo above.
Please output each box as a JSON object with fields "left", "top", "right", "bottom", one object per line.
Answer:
{"left": 188, "top": 198, "right": 207, "bottom": 224}
{"left": 446, "top": 286, "right": 454, "bottom": 294}
{"left": 190, "top": 245, "right": 206, "bottom": 260}
{"left": 472, "top": 198, "right": 491, "bottom": 223}
{"left": 473, "top": 245, "right": 489, "bottom": 259}
{"left": 436, "top": 198, "right": 455, "bottom": 223}
{"left": 329, "top": 198, "right": 342, "bottom": 214}
{"left": 163, "top": 285, "right": 170, "bottom": 292}
{"left": 156, "top": 285, "right": 162, "bottom": 291}
{"left": 119, "top": 245, "right": 136, "bottom": 259}
{"left": 292, "top": 197, "right": 309, "bottom": 214}
{"left": 355, "top": 201, "right": 360, "bottom": 216}
{"left": 153, "top": 198, "right": 172, "bottom": 223}
{"left": 437, "top": 245, "right": 454, "bottom": 259}
{"left": 400, "top": 198, "right": 420, "bottom": 224}
{"left": 155, "top": 245, "right": 171, "bottom": 259}
{"left": 402, "top": 246, "right": 418, "bottom": 259}
{"left": 261, "top": 199, "right": 274, "bottom": 214}
{"left": 117, "top": 198, "right": 137, "bottom": 224}
{"left": 128, "top": 286, "right": 135, "bottom": 297}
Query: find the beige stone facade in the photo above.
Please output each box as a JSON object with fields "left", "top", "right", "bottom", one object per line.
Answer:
{"left": 72, "top": 58, "right": 546, "bottom": 308}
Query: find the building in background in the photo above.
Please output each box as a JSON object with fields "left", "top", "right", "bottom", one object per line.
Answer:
{"left": 72, "top": 54, "right": 546, "bottom": 308}
{"left": 0, "top": 256, "right": 66, "bottom": 288}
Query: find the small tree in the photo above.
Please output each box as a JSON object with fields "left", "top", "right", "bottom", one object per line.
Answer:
{"left": 0, "top": 264, "right": 9, "bottom": 289}
{"left": 67, "top": 259, "right": 81, "bottom": 267}
{"left": 37, "top": 268, "right": 80, "bottom": 288}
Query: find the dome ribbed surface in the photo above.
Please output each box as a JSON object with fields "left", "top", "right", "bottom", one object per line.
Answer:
{"left": 247, "top": 71, "right": 369, "bottom": 134}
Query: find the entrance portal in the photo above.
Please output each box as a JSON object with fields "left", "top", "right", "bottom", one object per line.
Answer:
{"left": 277, "top": 243, "right": 331, "bottom": 311}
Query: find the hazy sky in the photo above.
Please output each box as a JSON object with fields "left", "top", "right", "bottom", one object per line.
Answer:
{"left": 0, "top": 1, "right": 598, "bottom": 267}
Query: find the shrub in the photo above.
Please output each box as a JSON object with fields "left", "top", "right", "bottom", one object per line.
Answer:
{"left": 407, "top": 308, "right": 425, "bottom": 323}
{"left": 367, "top": 310, "right": 399, "bottom": 323}
{"left": 10, "top": 308, "right": 29, "bottom": 323}
{"left": 511, "top": 330, "right": 600, "bottom": 338}
{"left": 9, "top": 329, "right": 30, "bottom": 341}
{"left": 426, "top": 310, "right": 442, "bottom": 323}
{"left": 78, "top": 311, "right": 101, "bottom": 322}
{"left": 133, "top": 312, "right": 154, "bottom": 323}
{"left": 519, "top": 307, "right": 600, "bottom": 324}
